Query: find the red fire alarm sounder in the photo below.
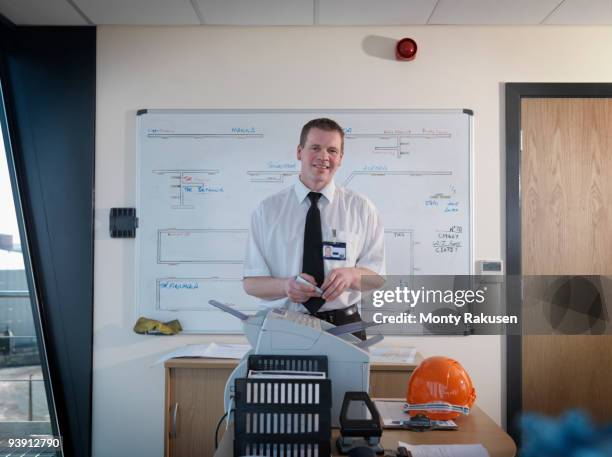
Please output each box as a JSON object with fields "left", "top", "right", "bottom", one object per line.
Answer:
{"left": 396, "top": 38, "right": 417, "bottom": 61}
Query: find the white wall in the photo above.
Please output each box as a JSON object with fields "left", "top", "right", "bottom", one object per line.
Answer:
{"left": 94, "top": 25, "right": 612, "bottom": 457}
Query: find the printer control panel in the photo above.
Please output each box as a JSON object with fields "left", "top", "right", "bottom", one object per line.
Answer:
{"left": 269, "top": 308, "right": 321, "bottom": 330}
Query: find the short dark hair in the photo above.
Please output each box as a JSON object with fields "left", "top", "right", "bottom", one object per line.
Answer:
{"left": 299, "top": 118, "right": 344, "bottom": 151}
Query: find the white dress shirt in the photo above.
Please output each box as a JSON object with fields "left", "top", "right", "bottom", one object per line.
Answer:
{"left": 243, "top": 178, "right": 385, "bottom": 312}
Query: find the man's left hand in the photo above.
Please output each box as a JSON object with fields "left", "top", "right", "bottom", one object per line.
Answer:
{"left": 321, "top": 268, "right": 358, "bottom": 302}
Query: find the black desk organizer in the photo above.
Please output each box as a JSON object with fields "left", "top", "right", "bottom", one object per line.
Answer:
{"left": 234, "top": 355, "right": 332, "bottom": 457}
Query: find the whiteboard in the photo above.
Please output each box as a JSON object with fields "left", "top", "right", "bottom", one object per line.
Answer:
{"left": 136, "top": 109, "right": 473, "bottom": 333}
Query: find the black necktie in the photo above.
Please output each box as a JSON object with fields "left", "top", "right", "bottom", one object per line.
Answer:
{"left": 302, "top": 192, "right": 325, "bottom": 313}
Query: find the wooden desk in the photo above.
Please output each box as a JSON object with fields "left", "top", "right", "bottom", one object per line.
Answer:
{"left": 164, "top": 357, "right": 421, "bottom": 457}
{"left": 214, "top": 404, "right": 516, "bottom": 457}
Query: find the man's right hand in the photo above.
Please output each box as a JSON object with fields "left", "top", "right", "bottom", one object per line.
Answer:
{"left": 285, "top": 273, "right": 321, "bottom": 303}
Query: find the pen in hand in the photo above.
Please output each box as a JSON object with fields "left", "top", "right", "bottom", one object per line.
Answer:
{"left": 295, "top": 275, "right": 323, "bottom": 295}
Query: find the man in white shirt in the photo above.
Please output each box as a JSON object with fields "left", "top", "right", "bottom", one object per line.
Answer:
{"left": 243, "top": 118, "right": 385, "bottom": 339}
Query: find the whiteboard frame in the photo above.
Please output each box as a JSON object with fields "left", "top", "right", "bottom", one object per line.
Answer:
{"left": 135, "top": 108, "right": 475, "bottom": 333}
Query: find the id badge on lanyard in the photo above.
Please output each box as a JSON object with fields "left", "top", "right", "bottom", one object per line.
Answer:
{"left": 323, "top": 229, "right": 346, "bottom": 260}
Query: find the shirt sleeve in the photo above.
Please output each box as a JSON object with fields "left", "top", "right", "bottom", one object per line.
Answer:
{"left": 243, "top": 204, "right": 272, "bottom": 278}
{"left": 355, "top": 200, "right": 386, "bottom": 275}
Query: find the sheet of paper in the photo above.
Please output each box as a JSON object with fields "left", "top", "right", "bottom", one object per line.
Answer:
{"left": 369, "top": 346, "right": 416, "bottom": 364}
{"left": 206, "top": 342, "right": 250, "bottom": 358}
{"left": 153, "top": 342, "right": 250, "bottom": 365}
{"left": 375, "top": 400, "right": 411, "bottom": 422}
{"left": 398, "top": 441, "right": 489, "bottom": 457}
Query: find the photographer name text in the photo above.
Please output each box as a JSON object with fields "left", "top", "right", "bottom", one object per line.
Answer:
{"left": 372, "top": 312, "right": 518, "bottom": 325}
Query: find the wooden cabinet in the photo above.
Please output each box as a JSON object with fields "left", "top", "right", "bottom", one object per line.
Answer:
{"left": 164, "top": 356, "right": 419, "bottom": 457}
{"left": 368, "top": 362, "right": 418, "bottom": 398}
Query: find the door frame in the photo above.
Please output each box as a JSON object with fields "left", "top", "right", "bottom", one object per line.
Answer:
{"left": 505, "top": 83, "right": 612, "bottom": 440}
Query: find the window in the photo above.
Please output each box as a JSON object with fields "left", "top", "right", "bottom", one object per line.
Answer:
{"left": 0, "top": 83, "right": 57, "bottom": 451}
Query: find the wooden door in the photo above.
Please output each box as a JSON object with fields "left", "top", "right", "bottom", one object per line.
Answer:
{"left": 521, "top": 98, "right": 612, "bottom": 421}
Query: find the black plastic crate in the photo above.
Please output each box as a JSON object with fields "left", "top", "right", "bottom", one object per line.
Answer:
{"left": 247, "top": 355, "right": 328, "bottom": 375}
{"left": 234, "top": 437, "right": 331, "bottom": 457}
{"left": 233, "top": 355, "right": 331, "bottom": 457}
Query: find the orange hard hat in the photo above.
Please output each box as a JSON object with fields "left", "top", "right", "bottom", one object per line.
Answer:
{"left": 406, "top": 356, "right": 476, "bottom": 420}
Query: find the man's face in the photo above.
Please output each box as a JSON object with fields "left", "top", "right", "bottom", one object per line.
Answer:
{"left": 297, "top": 127, "right": 343, "bottom": 191}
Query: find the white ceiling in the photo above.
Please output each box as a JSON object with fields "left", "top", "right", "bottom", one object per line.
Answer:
{"left": 1, "top": 0, "right": 612, "bottom": 26}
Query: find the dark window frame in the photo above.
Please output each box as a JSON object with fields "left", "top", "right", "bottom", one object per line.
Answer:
{"left": 0, "top": 21, "right": 95, "bottom": 457}
{"left": 0, "top": 38, "right": 60, "bottom": 438}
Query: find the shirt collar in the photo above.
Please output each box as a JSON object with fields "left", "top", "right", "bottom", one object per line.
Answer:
{"left": 294, "top": 178, "right": 336, "bottom": 205}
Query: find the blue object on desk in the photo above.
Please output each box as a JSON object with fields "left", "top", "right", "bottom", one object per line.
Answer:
{"left": 520, "top": 410, "right": 612, "bottom": 457}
